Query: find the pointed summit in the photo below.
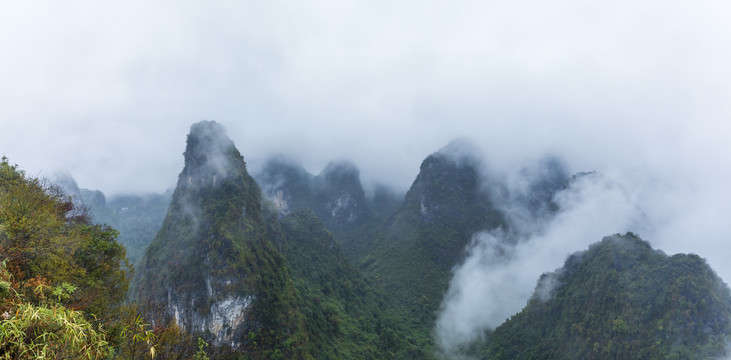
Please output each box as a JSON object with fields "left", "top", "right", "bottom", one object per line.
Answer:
{"left": 180, "top": 120, "right": 243, "bottom": 187}
{"left": 405, "top": 139, "right": 493, "bottom": 224}
{"left": 256, "top": 156, "right": 313, "bottom": 215}
{"left": 363, "top": 140, "right": 506, "bottom": 346}
{"left": 132, "top": 121, "right": 305, "bottom": 353}
{"left": 312, "top": 161, "right": 371, "bottom": 231}
{"left": 482, "top": 233, "right": 731, "bottom": 359}
{"left": 255, "top": 158, "right": 373, "bottom": 231}
{"left": 435, "top": 137, "right": 484, "bottom": 165}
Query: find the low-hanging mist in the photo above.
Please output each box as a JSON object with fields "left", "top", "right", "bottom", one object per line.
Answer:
{"left": 2, "top": 1, "right": 731, "bottom": 198}
{"left": 435, "top": 170, "right": 656, "bottom": 356}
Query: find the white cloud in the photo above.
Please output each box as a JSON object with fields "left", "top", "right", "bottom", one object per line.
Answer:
{"left": 2, "top": 1, "right": 731, "bottom": 355}
{"left": 435, "top": 173, "right": 652, "bottom": 356}
{"left": 1, "top": 0, "right": 730, "bottom": 277}
{"left": 1, "top": 0, "right": 730, "bottom": 194}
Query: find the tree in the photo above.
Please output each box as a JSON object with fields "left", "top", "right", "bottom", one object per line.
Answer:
{"left": 0, "top": 157, "right": 140, "bottom": 356}
{"left": 0, "top": 157, "right": 131, "bottom": 322}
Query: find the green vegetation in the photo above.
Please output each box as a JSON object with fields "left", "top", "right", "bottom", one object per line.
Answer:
{"left": 277, "top": 209, "right": 422, "bottom": 358}
{"left": 0, "top": 157, "right": 148, "bottom": 359}
{"left": 6, "top": 126, "right": 731, "bottom": 360}
{"left": 361, "top": 151, "right": 505, "bottom": 350}
{"left": 255, "top": 158, "right": 405, "bottom": 263}
{"left": 133, "top": 121, "right": 310, "bottom": 359}
{"left": 481, "top": 233, "right": 731, "bottom": 360}
{"left": 0, "top": 156, "right": 130, "bottom": 327}
{"left": 0, "top": 259, "right": 113, "bottom": 359}
{"left": 256, "top": 159, "right": 376, "bottom": 232}
{"left": 330, "top": 184, "right": 402, "bottom": 264}
{"left": 255, "top": 148, "right": 507, "bottom": 354}
{"left": 81, "top": 190, "right": 171, "bottom": 266}
{"left": 0, "top": 156, "right": 233, "bottom": 359}
{"left": 133, "top": 121, "right": 423, "bottom": 358}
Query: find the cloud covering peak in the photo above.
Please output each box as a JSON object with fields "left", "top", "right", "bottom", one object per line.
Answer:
{"left": 2, "top": 0, "right": 730, "bottom": 195}
{"left": 2, "top": 3, "right": 731, "bottom": 321}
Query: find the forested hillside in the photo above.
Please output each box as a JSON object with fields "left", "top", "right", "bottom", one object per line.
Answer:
{"left": 360, "top": 142, "right": 507, "bottom": 348}
{"left": 5, "top": 122, "right": 731, "bottom": 359}
{"left": 277, "top": 209, "right": 423, "bottom": 358}
{"left": 481, "top": 233, "right": 731, "bottom": 360}
{"left": 255, "top": 157, "right": 401, "bottom": 262}
{"left": 132, "top": 121, "right": 416, "bottom": 359}
{"left": 0, "top": 157, "right": 156, "bottom": 358}
{"left": 132, "top": 121, "right": 311, "bottom": 358}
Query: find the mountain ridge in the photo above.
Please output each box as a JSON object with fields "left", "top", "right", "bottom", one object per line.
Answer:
{"left": 480, "top": 233, "right": 731, "bottom": 360}
{"left": 132, "top": 121, "right": 308, "bottom": 357}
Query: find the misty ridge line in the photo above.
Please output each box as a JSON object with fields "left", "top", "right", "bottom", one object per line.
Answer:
{"left": 233, "top": 137, "right": 704, "bottom": 357}
{"left": 435, "top": 168, "right": 654, "bottom": 355}
{"left": 4, "top": 0, "right": 731, "bottom": 201}
{"left": 53, "top": 129, "right": 700, "bottom": 270}
{"left": 57, "top": 129, "right": 675, "bottom": 270}
{"left": 238, "top": 137, "right": 673, "bottom": 355}
{"left": 3, "top": 1, "right": 731, "bottom": 356}
{"left": 42, "top": 120, "right": 731, "bottom": 358}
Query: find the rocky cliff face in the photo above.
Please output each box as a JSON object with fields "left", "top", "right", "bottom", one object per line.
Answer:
{"left": 255, "top": 158, "right": 373, "bottom": 232}
{"left": 255, "top": 157, "right": 404, "bottom": 264}
{"left": 311, "top": 161, "right": 371, "bottom": 231}
{"left": 132, "top": 121, "right": 305, "bottom": 354}
{"left": 255, "top": 157, "right": 312, "bottom": 216}
{"left": 132, "top": 121, "right": 418, "bottom": 358}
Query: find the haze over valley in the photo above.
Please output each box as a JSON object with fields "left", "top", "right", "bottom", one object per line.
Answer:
{"left": 2, "top": 1, "right": 731, "bottom": 359}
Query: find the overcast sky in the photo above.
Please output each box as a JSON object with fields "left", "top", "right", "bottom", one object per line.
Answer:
{"left": 2, "top": 2, "right": 731, "bottom": 271}
{"left": 1, "top": 0, "right": 727, "bottom": 192}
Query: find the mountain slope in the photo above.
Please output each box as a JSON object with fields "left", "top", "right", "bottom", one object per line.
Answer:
{"left": 255, "top": 156, "right": 314, "bottom": 216}
{"left": 256, "top": 158, "right": 374, "bottom": 230}
{"left": 276, "top": 209, "right": 422, "bottom": 359}
{"left": 255, "top": 157, "right": 400, "bottom": 262}
{"left": 132, "top": 121, "right": 308, "bottom": 358}
{"left": 363, "top": 141, "right": 506, "bottom": 347}
{"left": 483, "top": 233, "right": 731, "bottom": 360}
{"left": 54, "top": 173, "right": 172, "bottom": 266}
{"left": 131, "top": 121, "right": 419, "bottom": 359}
{"left": 99, "top": 192, "right": 172, "bottom": 265}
